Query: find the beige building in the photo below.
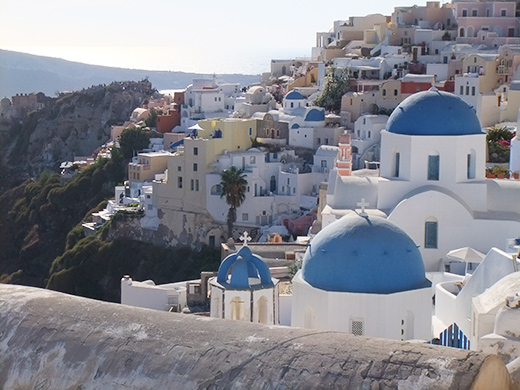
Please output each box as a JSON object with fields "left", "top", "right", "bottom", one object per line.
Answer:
{"left": 340, "top": 79, "right": 406, "bottom": 127}
{"left": 462, "top": 54, "right": 501, "bottom": 93}
{"left": 456, "top": 52, "right": 520, "bottom": 126}
{"left": 128, "top": 152, "right": 171, "bottom": 185}
{"left": 152, "top": 118, "right": 257, "bottom": 248}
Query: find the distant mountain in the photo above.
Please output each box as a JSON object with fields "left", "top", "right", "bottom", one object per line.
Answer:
{"left": 0, "top": 50, "right": 260, "bottom": 98}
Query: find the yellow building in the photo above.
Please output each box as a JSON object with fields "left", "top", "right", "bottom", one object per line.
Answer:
{"left": 128, "top": 151, "right": 171, "bottom": 185}
{"left": 288, "top": 68, "right": 319, "bottom": 91}
{"left": 461, "top": 54, "right": 500, "bottom": 93}
{"left": 152, "top": 118, "right": 257, "bottom": 247}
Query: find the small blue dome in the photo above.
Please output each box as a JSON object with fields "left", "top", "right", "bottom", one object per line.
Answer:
{"left": 386, "top": 88, "right": 483, "bottom": 136}
{"left": 285, "top": 90, "right": 304, "bottom": 100}
{"left": 302, "top": 215, "right": 430, "bottom": 294}
{"left": 305, "top": 108, "right": 325, "bottom": 122}
{"left": 291, "top": 123, "right": 300, "bottom": 129}
{"left": 217, "top": 246, "right": 273, "bottom": 290}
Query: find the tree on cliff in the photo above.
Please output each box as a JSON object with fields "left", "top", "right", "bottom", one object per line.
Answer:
{"left": 313, "top": 66, "right": 351, "bottom": 113}
{"left": 119, "top": 127, "right": 151, "bottom": 160}
{"left": 220, "top": 166, "right": 247, "bottom": 239}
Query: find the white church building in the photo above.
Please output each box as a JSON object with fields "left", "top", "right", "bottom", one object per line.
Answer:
{"left": 209, "top": 234, "right": 279, "bottom": 325}
{"left": 323, "top": 88, "right": 520, "bottom": 272}
{"left": 291, "top": 213, "right": 432, "bottom": 341}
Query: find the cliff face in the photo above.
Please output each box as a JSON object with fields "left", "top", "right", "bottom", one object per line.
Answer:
{"left": 0, "top": 80, "right": 154, "bottom": 193}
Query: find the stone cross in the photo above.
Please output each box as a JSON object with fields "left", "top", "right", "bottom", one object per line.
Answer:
{"left": 240, "top": 231, "right": 252, "bottom": 246}
{"left": 357, "top": 198, "right": 369, "bottom": 217}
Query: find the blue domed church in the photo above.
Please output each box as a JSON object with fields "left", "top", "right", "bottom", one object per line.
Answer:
{"left": 291, "top": 213, "right": 432, "bottom": 340}
{"left": 323, "top": 88, "right": 520, "bottom": 272}
{"left": 210, "top": 238, "right": 279, "bottom": 325}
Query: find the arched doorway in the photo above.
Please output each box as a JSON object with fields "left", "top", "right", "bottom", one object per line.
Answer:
{"left": 257, "top": 296, "right": 269, "bottom": 324}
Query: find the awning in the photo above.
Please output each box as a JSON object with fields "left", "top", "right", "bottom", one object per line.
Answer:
{"left": 446, "top": 247, "right": 486, "bottom": 263}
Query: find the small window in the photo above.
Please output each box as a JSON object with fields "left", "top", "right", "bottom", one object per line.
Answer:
{"left": 195, "top": 179, "right": 199, "bottom": 191}
{"left": 147, "top": 204, "right": 153, "bottom": 211}
{"left": 460, "top": 86, "right": 464, "bottom": 95}
{"left": 462, "top": 9, "right": 468, "bottom": 17}
{"left": 467, "top": 150, "right": 476, "bottom": 179}
{"left": 394, "top": 89, "right": 398, "bottom": 96}
{"left": 471, "top": 86, "right": 475, "bottom": 96}
{"left": 242, "top": 213, "right": 249, "bottom": 221}
{"left": 193, "top": 163, "right": 198, "bottom": 171}
{"left": 394, "top": 152, "right": 400, "bottom": 178}
{"left": 425, "top": 221, "right": 438, "bottom": 248}
{"left": 501, "top": 9, "right": 507, "bottom": 17}
{"left": 472, "top": 9, "right": 477, "bottom": 16}
{"left": 194, "top": 147, "right": 198, "bottom": 156}
{"left": 428, "top": 155, "right": 440, "bottom": 180}
{"left": 178, "top": 177, "right": 183, "bottom": 188}
{"left": 249, "top": 127, "right": 252, "bottom": 136}
{"left": 178, "top": 166, "right": 181, "bottom": 171}
{"left": 466, "top": 86, "right": 470, "bottom": 95}
{"left": 211, "top": 184, "right": 222, "bottom": 195}
{"left": 382, "top": 89, "right": 387, "bottom": 96}
{"left": 351, "top": 320, "right": 364, "bottom": 336}
{"left": 191, "top": 179, "right": 194, "bottom": 191}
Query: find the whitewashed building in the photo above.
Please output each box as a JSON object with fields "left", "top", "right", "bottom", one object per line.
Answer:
{"left": 322, "top": 88, "right": 520, "bottom": 272}
{"left": 351, "top": 114, "right": 388, "bottom": 169}
{"left": 209, "top": 237, "right": 279, "bottom": 324}
{"left": 291, "top": 213, "right": 432, "bottom": 341}
{"left": 121, "top": 275, "right": 187, "bottom": 313}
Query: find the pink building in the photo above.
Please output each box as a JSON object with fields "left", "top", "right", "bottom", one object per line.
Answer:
{"left": 453, "top": 1, "right": 520, "bottom": 45}
{"left": 284, "top": 213, "right": 317, "bottom": 237}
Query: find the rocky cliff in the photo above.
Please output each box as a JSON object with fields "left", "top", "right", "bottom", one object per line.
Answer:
{"left": 0, "top": 80, "right": 154, "bottom": 193}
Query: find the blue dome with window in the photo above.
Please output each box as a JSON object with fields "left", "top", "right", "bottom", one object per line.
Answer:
{"left": 285, "top": 90, "right": 304, "bottom": 100}
{"left": 301, "top": 214, "right": 430, "bottom": 294}
{"left": 217, "top": 245, "right": 274, "bottom": 290}
{"left": 386, "top": 88, "right": 483, "bottom": 136}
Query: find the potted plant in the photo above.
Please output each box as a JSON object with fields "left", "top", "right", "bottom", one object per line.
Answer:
{"left": 490, "top": 165, "right": 509, "bottom": 178}
{"left": 512, "top": 170, "right": 520, "bottom": 180}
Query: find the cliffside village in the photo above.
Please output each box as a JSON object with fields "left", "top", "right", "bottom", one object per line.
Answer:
{"left": 56, "top": 0, "right": 520, "bottom": 379}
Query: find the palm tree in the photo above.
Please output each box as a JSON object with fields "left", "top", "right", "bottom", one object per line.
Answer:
{"left": 220, "top": 166, "right": 247, "bottom": 239}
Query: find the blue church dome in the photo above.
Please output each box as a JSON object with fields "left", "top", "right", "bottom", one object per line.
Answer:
{"left": 386, "top": 88, "right": 483, "bottom": 136}
{"left": 217, "top": 246, "right": 274, "bottom": 290}
{"left": 285, "top": 90, "right": 304, "bottom": 100}
{"left": 305, "top": 108, "right": 325, "bottom": 122}
{"left": 301, "top": 215, "right": 430, "bottom": 294}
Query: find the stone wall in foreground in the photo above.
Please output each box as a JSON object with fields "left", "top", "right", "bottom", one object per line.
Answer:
{"left": 0, "top": 284, "right": 513, "bottom": 390}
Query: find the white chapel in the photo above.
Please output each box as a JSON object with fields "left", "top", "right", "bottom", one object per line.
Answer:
{"left": 291, "top": 213, "right": 432, "bottom": 341}
{"left": 209, "top": 233, "right": 279, "bottom": 324}
{"left": 323, "top": 88, "right": 520, "bottom": 271}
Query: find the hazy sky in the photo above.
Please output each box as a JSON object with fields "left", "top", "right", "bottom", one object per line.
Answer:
{"left": 1, "top": 0, "right": 428, "bottom": 74}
